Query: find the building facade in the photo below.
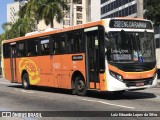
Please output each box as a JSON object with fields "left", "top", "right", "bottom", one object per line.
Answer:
{"left": 7, "top": 0, "right": 87, "bottom": 31}
{"left": 101, "top": 0, "right": 146, "bottom": 19}
{"left": 91, "top": 0, "right": 101, "bottom": 21}
{"left": 7, "top": 2, "right": 20, "bottom": 24}
{"left": 61, "top": 0, "right": 87, "bottom": 28}
{"left": 100, "top": 0, "right": 160, "bottom": 48}
{"left": 38, "top": 0, "right": 87, "bottom": 30}
{"left": 7, "top": 0, "right": 29, "bottom": 24}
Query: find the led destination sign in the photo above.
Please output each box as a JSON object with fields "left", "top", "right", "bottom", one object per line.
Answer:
{"left": 110, "top": 20, "right": 152, "bottom": 29}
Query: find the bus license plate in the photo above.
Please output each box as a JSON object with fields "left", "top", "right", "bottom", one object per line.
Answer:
{"left": 136, "top": 82, "right": 144, "bottom": 86}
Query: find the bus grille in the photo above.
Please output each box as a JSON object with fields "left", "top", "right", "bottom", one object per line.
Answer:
{"left": 124, "top": 77, "right": 154, "bottom": 87}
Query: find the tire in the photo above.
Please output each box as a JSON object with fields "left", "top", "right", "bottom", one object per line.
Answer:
{"left": 71, "top": 80, "right": 76, "bottom": 95}
{"left": 75, "top": 76, "right": 87, "bottom": 96}
{"left": 22, "top": 73, "right": 30, "bottom": 90}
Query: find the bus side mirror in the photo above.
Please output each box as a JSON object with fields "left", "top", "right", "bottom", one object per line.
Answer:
{"left": 105, "top": 33, "right": 112, "bottom": 49}
{"left": 105, "top": 37, "right": 112, "bottom": 49}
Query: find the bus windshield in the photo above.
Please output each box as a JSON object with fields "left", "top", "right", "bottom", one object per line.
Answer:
{"left": 106, "top": 32, "right": 155, "bottom": 63}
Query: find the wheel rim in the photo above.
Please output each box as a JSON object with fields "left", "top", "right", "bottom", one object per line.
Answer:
{"left": 23, "top": 77, "right": 27, "bottom": 88}
{"left": 77, "top": 80, "right": 85, "bottom": 92}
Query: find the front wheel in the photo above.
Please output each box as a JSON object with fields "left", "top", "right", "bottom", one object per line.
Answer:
{"left": 75, "top": 76, "right": 87, "bottom": 96}
{"left": 22, "top": 73, "right": 30, "bottom": 90}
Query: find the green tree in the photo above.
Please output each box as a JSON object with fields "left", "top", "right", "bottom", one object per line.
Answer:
{"left": 1, "top": 17, "right": 36, "bottom": 39}
{"left": 144, "top": 0, "right": 160, "bottom": 25}
{"left": 19, "top": 0, "right": 69, "bottom": 28}
{"left": 1, "top": 0, "right": 73, "bottom": 40}
{"left": 36, "top": 0, "right": 69, "bottom": 28}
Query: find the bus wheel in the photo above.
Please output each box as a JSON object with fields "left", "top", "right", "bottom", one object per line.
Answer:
{"left": 72, "top": 81, "right": 76, "bottom": 95}
{"left": 22, "top": 73, "right": 30, "bottom": 90}
{"left": 75, "top": 76, "right": 87, "bottom": 96}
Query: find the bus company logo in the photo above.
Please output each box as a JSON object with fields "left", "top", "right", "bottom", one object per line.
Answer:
{"left": 52, "top": 63, "right": 60, "bottom": 69}
{"left": 19, "top": 58, "right": 40, "bottom": 85}
{"left": 2, "top": 112, "right": 11, "bottom": 117}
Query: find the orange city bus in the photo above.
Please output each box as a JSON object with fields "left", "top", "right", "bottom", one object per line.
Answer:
{"left": 1, "top": 18, "right": 157, "bottom": 96}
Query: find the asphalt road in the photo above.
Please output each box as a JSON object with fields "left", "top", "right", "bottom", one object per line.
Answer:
{"left": 0, "top": 77, "right": 160, "bottom": 120}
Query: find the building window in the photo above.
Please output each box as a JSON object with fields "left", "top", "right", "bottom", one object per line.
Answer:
{"left": 64, "top": 13, "right": 70, "bottom": 18}
{"left": 125, "top": 7, "right": 129, "bottom": 16}
{"left": 77, "top": 0, "right": 82, "bottom": 4}
{"left": 77, "top": 20, "right": 82, "bottom": 24}
{"left": 64, "top": 20, "right": 70, "bottom": 25}
{"left": 77, "top": 13, "right": 82, "bottom": 19}
{"left": 77, "top": 6, "right": 82, "bottom": 12}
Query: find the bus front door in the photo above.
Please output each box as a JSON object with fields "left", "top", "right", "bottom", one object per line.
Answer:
{"left": 10, "top": 43, "right": 17, "bottom": 83}
{"left": 85, "top": 30, "right": 100, "bottom": 89}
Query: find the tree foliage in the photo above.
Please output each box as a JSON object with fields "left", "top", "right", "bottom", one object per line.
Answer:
{"left": 144, "top": 0, "right": 160, "bottom": 25}
{"left": 0, "top": 0, "right": 70, "bottom": 40}
{"left": 36, "top": 0, "right": 69, "bottom": 28}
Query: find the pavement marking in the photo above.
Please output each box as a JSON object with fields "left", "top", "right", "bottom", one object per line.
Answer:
{"left": 82, "top": 99, "right": 134, "bottom": 109}
{"left": 21, "top": 90, "right": 34, "bottom": 94}
{"left": 156, "top": 95, "right": 160, "bottom": 99}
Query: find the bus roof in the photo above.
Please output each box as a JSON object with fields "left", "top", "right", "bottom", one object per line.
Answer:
{"left": 3, "top": 20, "right": 102, "bottom": 44}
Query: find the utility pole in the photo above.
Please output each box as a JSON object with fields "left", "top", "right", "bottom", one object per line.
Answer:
{"left": 70, "top": 0, "right": 73, "bottom": 26}
{"left": 137, "top": 0, "right": 144, "bottom": 18}
{"left": 86, "top": 0, "right": 91, "bottom": 22}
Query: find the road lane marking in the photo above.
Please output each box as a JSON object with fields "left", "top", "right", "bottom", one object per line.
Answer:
{"left": 21, "top": 90, "right": 34, "bottom": 94}
{"left": 82, "top": 99, "right": 134, "bottom": 109}
{"left": 156, "top": 96, "right": 160, "bottom": 99}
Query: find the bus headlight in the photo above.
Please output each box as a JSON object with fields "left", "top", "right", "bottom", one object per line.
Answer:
{"left": 109, "top": 70, "right": 123, "bottom": 81}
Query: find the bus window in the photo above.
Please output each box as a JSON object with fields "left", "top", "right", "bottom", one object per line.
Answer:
{"left": 67, "top": 31, "right": 82, "bottom": 53}
{"left": 53, "top": 35, "right": 66, "bottom": 54}
{"left": 17, "top": 41, "right": 26, "bottom": 57}
{"left": 74, "top": 32, "right": 82, "bottom": 53}
{"left": 40, "top": 38, "right": 49, "bottom": 55}
{"left": 3, "top": 43, "right": 11, "bottom": 58}
{"left": 27, "top": 39, "right": 38, "bottom": 56}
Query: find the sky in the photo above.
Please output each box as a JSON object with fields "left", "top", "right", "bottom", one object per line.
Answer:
{"left": 0, "top": 0, "right": 14, "bottom": 34}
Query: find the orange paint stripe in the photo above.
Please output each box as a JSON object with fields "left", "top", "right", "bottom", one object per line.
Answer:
{"left": 99, "top": 73, "right": 106, "bottom": 91}
{"left": 108, "top": 64, "right": 156, "bottom": 80}
{"left": 96, "top": 83, "right": 100, "bottom": 89}
{"left": 90, "top": 82, "right": 95, "bottom": 89}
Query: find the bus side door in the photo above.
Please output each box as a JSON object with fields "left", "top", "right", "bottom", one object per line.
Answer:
{"left": 10, "top": 42, "right": 18, "bottom": 82}
{"left": 39, "top": 37, "right": 51, "bottom": 86}
{"left": 84, "top": 28, "right": 100, "bottom": 88}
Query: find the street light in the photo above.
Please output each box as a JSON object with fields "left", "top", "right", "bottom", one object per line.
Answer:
{"left": 70, "top": 0, "right": 73, "bottom": 26}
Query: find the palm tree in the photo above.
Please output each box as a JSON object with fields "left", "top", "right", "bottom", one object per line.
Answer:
{"left": 36, "top": 0, "right": 69, "bottom": 28}
{"left": 1, "top": 17, "right": 36, "bottom": 39}
{"left": 19, "top": 0, "right": 69, "bottom": 28}
{"left": 1, "top": 22, "right": 14, "bottom": 39}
